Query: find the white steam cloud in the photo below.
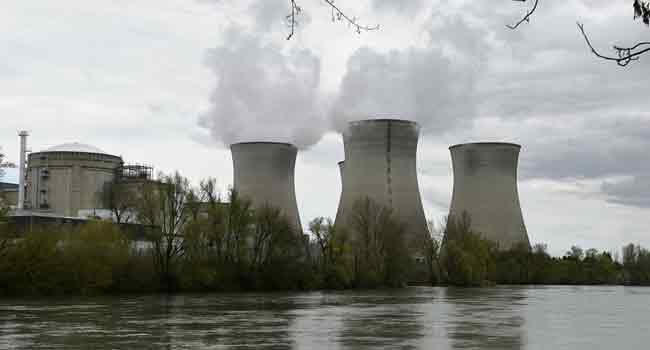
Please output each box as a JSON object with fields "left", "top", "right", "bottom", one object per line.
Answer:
{"left": 199, "top": 28, "right": 326, "bottom": 149}
{"left": 329, "top": 45, "right": 478, "bottom": 133}
{"left": 199, "top": 4, "right": 487, "bottom": 148}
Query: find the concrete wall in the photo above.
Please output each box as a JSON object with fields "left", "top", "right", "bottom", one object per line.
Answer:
{"left": 335, "top": 119, "right": 428, "bottom": 245}
{"left": 448, "top": 142, "right": 530, "bottom": 250}
{"left": 230, "top": 142, "right": 302, "bottom": 232}
{"left": 25, "top": 151, "right": 122, "bottom": 217}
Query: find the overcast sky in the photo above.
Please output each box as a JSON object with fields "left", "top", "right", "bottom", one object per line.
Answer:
{"left": 1, "top": 0, "right": 648, "bottom": 256}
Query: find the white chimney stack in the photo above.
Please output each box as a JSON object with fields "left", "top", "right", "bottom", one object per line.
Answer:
{"left": 18, "top": 131, "right": 28, "bottom": 210}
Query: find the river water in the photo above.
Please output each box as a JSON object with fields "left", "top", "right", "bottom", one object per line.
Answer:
{"left": 1, "top": 286, "right": 648, "bottom": 349}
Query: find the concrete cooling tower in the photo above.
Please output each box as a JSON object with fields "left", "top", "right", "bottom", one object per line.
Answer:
{"left": 448, "top": 142, "right": 530, "bottom": 250}
{"left": 230, "top": 142, "right": 302, "bottom": 233}
{"left": 334, "top": 160, "right": 345, "bottom": 222}
{"left": 335, "top": 119, "right": 428, "bottom": 244}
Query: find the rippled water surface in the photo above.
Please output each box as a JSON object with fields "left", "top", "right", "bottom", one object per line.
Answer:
{"left": 1, "top": 286, "right": 649, "bottom": 349}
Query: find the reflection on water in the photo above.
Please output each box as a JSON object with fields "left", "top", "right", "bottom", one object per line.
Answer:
{"left": 444, "top": 287, "right": 526, "bottom": 349}
{"left": 1, "top": 286, "right": 649, "bottom": 349}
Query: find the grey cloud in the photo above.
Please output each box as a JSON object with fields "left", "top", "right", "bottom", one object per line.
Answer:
{"left": 602, "top": 176, "right": 650, "bottom": 208}
{"left": 371, "top": 0, "right": 426, "bottom": 14}
{"left": 521, "top": 116, "right": 650, "bottom": 180}
{"left": 199, "top": 28, "right": 326, "bottom": 149}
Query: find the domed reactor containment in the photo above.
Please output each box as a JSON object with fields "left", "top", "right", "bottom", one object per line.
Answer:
{"left": 25, "top": 142, "right": 123, "bottom": 217}
{"left": 447, "top": 142, "right": 530, "bottom": 250}
{"left": 230, "top": 142, "right": 302, "bottom": 233}
{"left": 335, "top": 119, "right": 428, "bottom": 245}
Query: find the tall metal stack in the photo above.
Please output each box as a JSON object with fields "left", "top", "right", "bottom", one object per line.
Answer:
{"left": 230, "top": 142, "right": 302, "bottom": 232}
{"left": 447, "top": 142, "right": 530, "bottom": 250}
{"left": 335, "top": 119, "right": 428, "bottom": 244}
{"left": 18, "top": 131, "right": 28, "bottom": 210}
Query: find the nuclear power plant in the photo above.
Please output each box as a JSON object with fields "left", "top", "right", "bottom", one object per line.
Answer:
{"left": 335, "top": 119, "right": 429, "bottom": 245}
{"left": 230, "top": 142, "right": 302, "bottom": 232}
{"left": 447, "top": 142, "right": 530, "bottom": 250}
{"left": 1, "top": 132, "right": 155, "bottom": 225}
{"left": 2, "top": 124, "right": 532, "bottom": 254}
{"left": 24, "top": 142, "right": 123, "bottom": 217}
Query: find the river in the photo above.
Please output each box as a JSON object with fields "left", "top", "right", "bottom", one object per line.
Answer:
{"left": 1, "top": 286, "right": 648, "bottom": 349}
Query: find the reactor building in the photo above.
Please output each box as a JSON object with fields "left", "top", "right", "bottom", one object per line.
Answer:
{"left": 24, "top": 142, "right": 123, "bottom": 217}
{"left": 231, "top": 142, "right": 302, "bottom": 233}
{"left": 447, "top": 142, "right": 530, "bottom": 250}
{"left": 335, "top": 119, "right": 429, "bottom": 245}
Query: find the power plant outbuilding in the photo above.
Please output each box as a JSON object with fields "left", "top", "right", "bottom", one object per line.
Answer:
{"left": 230, "top": 142, "right": 302, "bottom": 232}
{"left": 335, "top": 119, "right": 428, "bottom": 245}
{"left": 447, "top": 142, "right": 530, "bottom": 250}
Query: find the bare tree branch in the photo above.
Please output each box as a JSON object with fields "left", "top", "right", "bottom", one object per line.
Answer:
{"left": 634, "top": 0, "right": 650, "bottom": 25}
{"left": 286, "top": 0, "right": 379, "bottom": 40}
{"left": 323, "top": 0, "right": 380, "bottom": 34}
{"left": 577, "top": 22, "right": 650, "bottom": 67}
{"left": 286, "top": 0, "right": 301, "bottom": 40}
{"left": 507, "top": 0, "right": 540, "bottom": 30}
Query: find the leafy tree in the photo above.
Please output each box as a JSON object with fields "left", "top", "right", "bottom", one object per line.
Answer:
{"left": 222, "top": 189, "right": 255, "bottom": 267}
{"left": 0, "top": 203, "right": 10, "bottom": 261}
{"left": 443, "top": 212, "right": 497, "bottom": 286}
{"left": 58, "top": 221, "right": 130, "bottom": 294}
{"left": 622, "top": 243, "right": 650, "bottom": 285}
{"left": 0, "top": 148, "right": 5, "bottom": 181}
{"left": 414, "top": 219, "right": 443, "bottom": 285}
{"left": 347, "top": 197, "right": 410, "bottom": 288}
{"left": 249, "top": 204, "right": 308, "bottom": 289}
{"left": 134, "top": 172, "right": 192, "bottom": 291}
{"left": 0, "top": 227, "right": 63, "bottom": 295}
{"left": 566, "top": 245, "right": 585, "bottom": 261}
{"left": 309, "top": 216, "right": 353, "bottom": 288}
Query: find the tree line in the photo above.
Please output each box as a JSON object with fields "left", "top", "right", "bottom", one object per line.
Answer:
{"left": 1, "top": 171, "right": 649, "bottom": 296}
{"left": 421, "top": 213, "right": 650, "bottom": 287}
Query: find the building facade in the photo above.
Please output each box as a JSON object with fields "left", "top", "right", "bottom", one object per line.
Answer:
{"left": 25, "top": 143, "right": 122, "bottom": 217}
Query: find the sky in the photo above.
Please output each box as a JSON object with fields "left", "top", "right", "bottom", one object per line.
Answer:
{"left": 1, "top": 0, "right": 648, "bottom": 256}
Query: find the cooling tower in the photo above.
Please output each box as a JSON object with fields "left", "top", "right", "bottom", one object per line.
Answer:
{"left": 448, "top": 142, "right": 530, "bottom": 250}
{"left": 334, "top": 160, "right": 345, "bottom": 221}
{"left": 335, "top": 119, "right": 428, "bottom": 244}
{"left": 231, "top": 142, "right": 302, "bottom": 232}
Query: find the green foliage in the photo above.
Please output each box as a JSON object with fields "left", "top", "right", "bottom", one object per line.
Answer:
{"left": 2, "top": 170, "right": 650, "bottom": 295}
{"left": 0, "top": 222, "right": 132, "bottom": 296}
{"left": 0, "top": 148, "right": 6, "bottom": 181}
{"left": 443, "top": 213, "right": 496, "bottom": 286}
{"left": 57, "top": 221, "right": 131, "bottom": 294}
{"left": 0, "top": 204, "right": 10, "bottom": 260}
{"left": 622, "top": 243, "right": 650, "bottom": 285}
{"left": 347, "top": 197, "right": 412, "bottom": 288}
{"left": 309, "top": 217, "right": 353, "bottom": 289}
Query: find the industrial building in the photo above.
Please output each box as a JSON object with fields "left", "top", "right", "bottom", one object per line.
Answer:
{"left": 231, "top": 142, "right": 302, "bottom": 232}
{"left": 3, "top": 132, "right": 154, "bottom": 223}
{"left": 447, "top": 142, "right": 530, "bottom": 250}
{"left": 24, "top": 142, "right": 123, "bottom": 217}
{"left": 335, "top": 119, "right": 429, "bottom": 246}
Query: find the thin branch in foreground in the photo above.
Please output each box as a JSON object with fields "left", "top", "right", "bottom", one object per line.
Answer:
{"left": 577, "top": 22, "right": 650, "bottom": 67}
{"left": 286, "top": 0, "right": 379, "bottom": 40}
{"left": 634, "top": 0, "right": 650, "bottom": 25}
{"left": 323, "top": 0, "right": 380, "bottom": 34}
{"left": 507, "top": 0, "right": 539, "bottom": 30}
{"left": 286, "top": 0, "right": 302, "bottom": 40}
